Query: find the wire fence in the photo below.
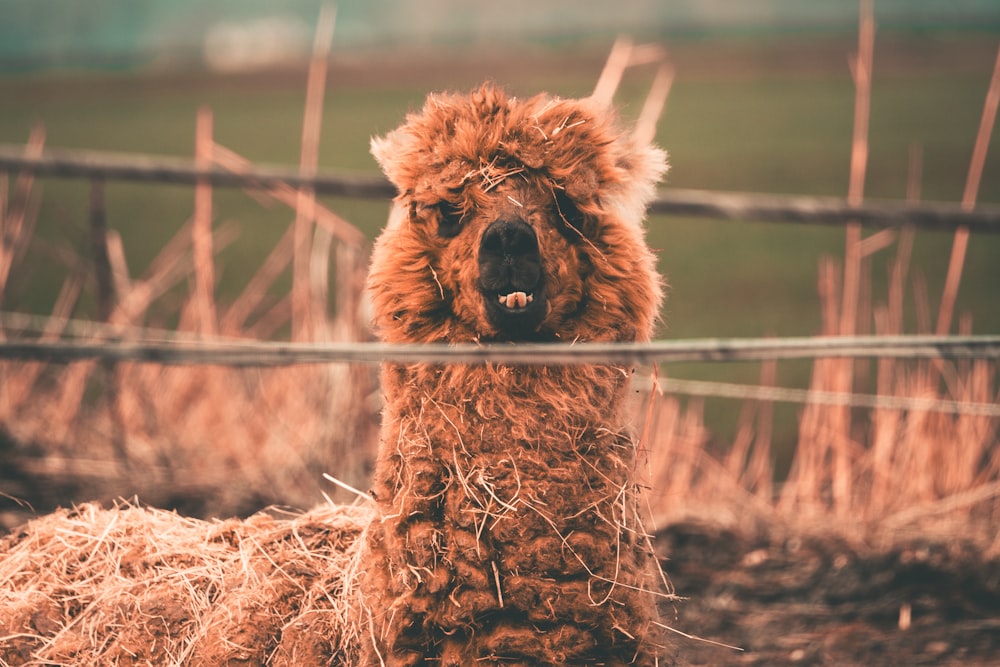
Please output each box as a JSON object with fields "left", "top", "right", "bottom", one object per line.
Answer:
{"left": 3, "top": 330, "right": 998, "bottom": 417}
{"left": 1, "top": 330, "right": 997, "bottom": 366}
{"left": 2, "top": 143, "right": 999, "bottom": 421}
{"left": 3, "top": 144, "right": 1000, "bottom": 233}
{"left": 655, "top": 377, "right": 1000, "bottom": 418}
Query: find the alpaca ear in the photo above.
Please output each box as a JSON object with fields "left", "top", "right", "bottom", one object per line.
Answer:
{"left": 607, "top": 138, "right": 668, "bottom": 226}
{"left": 557, "top": 95, "right": 668, "bottom": 225}
{"left": 370, "top": 132, "right": 409, "bottom": 193}
{"left": 371, "top": 121, "right": 434, "bottom": 195}
{"left": 623, "top": 139, "right": 669, "bottom": 206}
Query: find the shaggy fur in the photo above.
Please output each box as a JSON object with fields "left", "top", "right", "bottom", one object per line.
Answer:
{"left": 361, "top": 85, "right": 672, "bottom": 665}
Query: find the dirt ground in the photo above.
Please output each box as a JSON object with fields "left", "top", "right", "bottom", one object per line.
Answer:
{"left": 658, "top": 520, "right": 1000, "bottom": 666}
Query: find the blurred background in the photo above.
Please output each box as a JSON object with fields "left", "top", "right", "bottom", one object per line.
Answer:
{"left": 1, "top": 0, "right": 999, "bottom": 522}
{"left": 1, "top": 1, "right": 999, "bottom": 71}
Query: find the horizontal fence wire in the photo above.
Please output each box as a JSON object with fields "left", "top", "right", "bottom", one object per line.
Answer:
{"left": 654, "top": 377, "right": 1000, "bottom": 418}
{"left": 3, "top": 323, "right": 996, "bottom": 416}
{"left": 0, "top": 333, "right": 998, "bottom": 366}
{"left": 3, "top": 147, "right": 998, "bottom": 418}
{"left": 3, "top": 144, "right": 1000, "bottom": 232}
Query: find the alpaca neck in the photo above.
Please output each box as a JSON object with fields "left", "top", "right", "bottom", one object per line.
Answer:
{"left": 381, "top": 362, "right": 631, "bottom": 433}
{"left": 371, "top": 361, "right": 639, "bottom": 515}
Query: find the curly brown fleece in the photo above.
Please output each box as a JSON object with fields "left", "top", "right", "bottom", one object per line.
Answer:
{"left": 361, "top": 84, "right": 672, "bottom": 666}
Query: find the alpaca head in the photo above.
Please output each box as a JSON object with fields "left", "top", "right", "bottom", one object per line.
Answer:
{"left": 368, "top": 84, "right": 667, "bottom": 345}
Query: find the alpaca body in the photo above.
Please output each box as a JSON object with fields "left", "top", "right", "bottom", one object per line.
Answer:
{"left": 364, "top": 362, "right": 658, "bottom": 664}
{"left": 361, "top": 85, "right": 672, "bottom": 665}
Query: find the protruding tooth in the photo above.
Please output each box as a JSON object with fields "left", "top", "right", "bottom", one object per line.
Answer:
{"left": 498, "top": 291, "right": 533, "bottom": 309}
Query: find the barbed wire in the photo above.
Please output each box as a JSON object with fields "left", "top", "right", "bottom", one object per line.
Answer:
{"left": 2, "top": 144, "right": 1000, "bottom": 232}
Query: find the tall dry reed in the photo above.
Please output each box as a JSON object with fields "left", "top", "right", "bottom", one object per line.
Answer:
{"left": 0, "top": 16, "right": 377, "bottom": 522}
{"left": 644, "top": 30, "right": 1000, "bottom": 548}
{"left": 1, "top": 24, "right": 997, "bottom": 552}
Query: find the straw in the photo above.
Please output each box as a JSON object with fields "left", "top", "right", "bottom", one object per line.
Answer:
{"left": 935, "top": 45, "right": 1000, "bottom": 336}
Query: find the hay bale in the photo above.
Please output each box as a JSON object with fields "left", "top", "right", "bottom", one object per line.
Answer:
{"left": 0, "top": 501, "right": 372, "bottom": 666}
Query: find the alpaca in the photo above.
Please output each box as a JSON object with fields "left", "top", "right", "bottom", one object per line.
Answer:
{"left": 360, "top": 84, "right": 672, "bottom": 666}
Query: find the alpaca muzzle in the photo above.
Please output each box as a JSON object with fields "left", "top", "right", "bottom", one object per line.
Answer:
{"left": 477, "top": 217, "right": 547, "bottom": 338}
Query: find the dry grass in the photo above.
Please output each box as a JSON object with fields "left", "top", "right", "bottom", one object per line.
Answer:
{"left": 0, "top": 35, "right": 377, "bottom": 520}
{"left": 0, "top": 0, "right": 994, "bottom": 553}
{"left": 643, "top": 16, "right": 1000, "bottom": 547}
{"left": 0, "top": 500, "right": 371, "bottom": 666}
{"left": 0, "top": 142, "right": 377, "bottom": 517}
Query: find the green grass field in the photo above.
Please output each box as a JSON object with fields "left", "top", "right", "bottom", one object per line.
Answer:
{"left": 2, "top": 33, "right": 998, "bottom": 455}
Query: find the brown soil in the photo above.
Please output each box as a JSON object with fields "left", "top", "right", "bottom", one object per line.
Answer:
{"left": 659, "top": 521, "right": 1000, "bottom": 666}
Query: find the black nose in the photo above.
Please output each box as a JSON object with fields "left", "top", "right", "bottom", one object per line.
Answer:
{"left": 478, "top": 218, "right": 546, "bottom": 338}
{"left": 478, "top": 218, "right": 541, "bottom": 293}
{"left": 480, "top": 218, "right": 538, "bottom": 260}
